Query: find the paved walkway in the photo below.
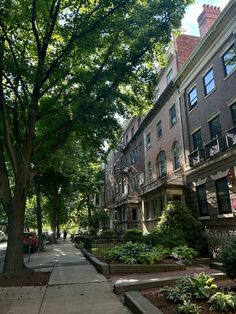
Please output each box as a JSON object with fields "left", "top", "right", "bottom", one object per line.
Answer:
{"left": 0, "top": 240, "right": 131, "bottom": 314}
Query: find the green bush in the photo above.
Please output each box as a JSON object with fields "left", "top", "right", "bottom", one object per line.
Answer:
{"left": 105, "top": 242, "right": 168, "bottom": 264}
{"left": 160, "top": 286, "right": 191, "bottom": 304}
{"left": 177, "top": 272, "right": 217, "bottom": 299}
{"left": 123, "top": 229, "right": 143, "bottom": 243}
{"left": 144, "top": 228, "right": 186, "bottom": 248}
{"left": 99, "top": 229, "right": 116, "bottom": 238}
{"left": 157, "top": 201, "right": 206, "bottom": 253}
{"left": 220, "top": 237, "right": 236, "bottom": 280}
{"left": 172, "top": 245, "right": 198, "bottom": 265}
{"left": 208, "top": 291, "right": 236, "bottom": 312}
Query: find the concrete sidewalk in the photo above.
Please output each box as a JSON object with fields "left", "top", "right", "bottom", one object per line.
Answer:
{"left": 0, "top": 240, "right": 131, "bottom": 314}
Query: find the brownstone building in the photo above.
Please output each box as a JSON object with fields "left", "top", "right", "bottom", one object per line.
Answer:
{"left": 177, "top": 1, "right": 236, "bottom": 230}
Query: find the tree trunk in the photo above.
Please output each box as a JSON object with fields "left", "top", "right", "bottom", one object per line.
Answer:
{"left": 3, "top": 196, "right": 26, "bottom": 273}
{"left": 50, "top": 194, "right": 57, "bottom": 243}
{"left": 36, "top": 187, "right": 44, "bottom": 252}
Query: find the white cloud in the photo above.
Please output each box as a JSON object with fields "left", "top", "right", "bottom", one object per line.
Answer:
{"left": 182, "top": 0, "right": 230, "bottom": 36}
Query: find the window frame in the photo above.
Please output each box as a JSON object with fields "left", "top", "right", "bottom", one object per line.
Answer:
{"left": 196, "top": 184, "right": 209, "bottom": 217}
{"left": 172, "top": 141, "right": 181, "bottom": 171}
{"left": 157, "top": 151, "right": 167, "bottom": 178}
{"left": 215, "top": 177, "right": 231, "bottom": 214}
{"left": 222, "top": 44, "right": 236, "bottom": 77}
{"left": 203, "top": 68, "right": 215, "bottom": 96}
{"left": 169, "top": 104, "right": 177, "bottom": 127}
{"left": 166, "top": 68, "right": 173, "bottom": 84}
{"left": 230, "top": 102, "right": 236, "bottom": 125}
{"left": 192, "top": 129, "right": 202, "bottom": 150}
{"left": 146, "top": 132, "right": 151, "bottom": 149}
{"left": 156, "top": 120, "right": 162, "bottom": 140}
{"left": 209, "top": 115, "right": 222, "bottom": 139}
{"left": 188, "top": 86, "right": 198, "bottom": 111}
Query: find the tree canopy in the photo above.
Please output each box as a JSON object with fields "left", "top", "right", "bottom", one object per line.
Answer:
{"left": 0, "top": 0, "right": 193, "bottom": 273}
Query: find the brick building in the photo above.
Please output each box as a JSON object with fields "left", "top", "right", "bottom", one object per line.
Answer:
{"left": 103, "top": 0, "right": 236, "bottom": 234}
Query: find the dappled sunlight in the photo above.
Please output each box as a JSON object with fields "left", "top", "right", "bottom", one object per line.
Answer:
{"left": 115, "top": 278, "right": 139, "bottom": 284}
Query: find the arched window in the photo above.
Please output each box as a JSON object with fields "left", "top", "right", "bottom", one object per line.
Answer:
{"left": 147, "top": 161, "right": 152, "bottom": 182}
{"left": 157, "top": 151, "right": 167, "bottom": 178}
{"left": 172, "top": 142, "right": 180, "bottom": 170}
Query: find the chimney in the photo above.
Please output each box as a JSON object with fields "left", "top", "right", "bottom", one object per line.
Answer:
{"left": 197, "top": 4, "right": 221, "bottom": 37}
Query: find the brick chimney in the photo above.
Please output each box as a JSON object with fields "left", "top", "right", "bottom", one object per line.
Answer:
{"left": 197, "top": 4, "right": 221, "bottom": 37}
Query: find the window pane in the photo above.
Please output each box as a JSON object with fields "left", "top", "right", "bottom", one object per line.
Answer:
{"left": 157, "top": 151, "right": 167, "bottom": 177}
{"left": 216, "top": 177, "right": 231, "bottom": 214}
{"left": 173, "top": 142, "right": 180, "bottom": 170}
{"left": 209, "top": 116, "right": 221, "bottom": 139}
{"left": 156, "top": 120, "right": 162, "bottom": 139}
{"left": 188, "top": 87, "right": 198, "bottom": 110}
{"left": 169, "top": 105, "right": 176, "bottom": 127}
{"left": 203, "top": 69, "right": 215, "bottom": 95}
{"left": 231, "top": 103, "right": 236, "bottom": 125}
{"left": 192, "top": 130, "right": 202, "bottom": 150}
{"left": 223, "top": 46, "right": 236, "bottom": 76}
{"left": 146, "top": 133, "right": 151, "bottom": 149}
{"left": 196, "top": 185, "right": 209, "bottom": 216}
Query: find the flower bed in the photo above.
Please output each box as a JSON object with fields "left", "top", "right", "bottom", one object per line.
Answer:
{"left": 142, "top": 274, "right": 236, "bottom": 314}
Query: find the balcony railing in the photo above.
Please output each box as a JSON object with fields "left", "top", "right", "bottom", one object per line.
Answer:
{"left": 226, "top": 125, "right": 236, "bottom": 147}
{"left": 189, "top": 147, "right": 205, "bottom": 167}
{"left": 188, "top": 132, "right": 234, "bottom": 167}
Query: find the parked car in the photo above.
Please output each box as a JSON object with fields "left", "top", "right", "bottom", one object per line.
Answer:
{"left": 23, "top": 232, "right": 38, "bottom": 253}
{"left": 0, "top": 230, "right": 7, "bottom": 242}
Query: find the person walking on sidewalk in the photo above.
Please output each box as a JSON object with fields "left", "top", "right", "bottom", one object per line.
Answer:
{"left": 63, "top": 230, "right": 67, "bottom": 242}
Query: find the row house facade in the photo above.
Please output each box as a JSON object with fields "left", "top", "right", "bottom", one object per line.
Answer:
{"left": 103, "top": 0, "right": 236, "bottom": 234}
{"left": 177, "top": 0, "right": 236, "bottom": 230}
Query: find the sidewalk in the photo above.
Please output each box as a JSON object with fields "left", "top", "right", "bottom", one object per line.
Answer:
{"left": 0, "top": 240, "right": 131, "bottom": 314}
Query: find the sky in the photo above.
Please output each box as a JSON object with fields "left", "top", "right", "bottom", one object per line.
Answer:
{"left": 182, "top": 0, "right": 229, "bottom": 36}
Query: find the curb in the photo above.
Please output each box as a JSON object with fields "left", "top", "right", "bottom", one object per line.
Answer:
{"left": 114, "top": 272, "right": 227, "bottom": 294}
{"left": 124, "top": 291, "right": 163, "bottom": 314}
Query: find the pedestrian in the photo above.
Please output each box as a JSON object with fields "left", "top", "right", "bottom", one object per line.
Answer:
{"left": 63, "top": 230, "right": 67, "bottom": 242}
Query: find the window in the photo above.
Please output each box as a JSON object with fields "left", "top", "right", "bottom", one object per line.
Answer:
{"left": 156, "top": 120, "right": 162, "bottom": 139}
{"left": 147, "top": 161, "right": 152, "bottom": 182}
{"left": 138, "top": 117, "right": 141, "bottom": 127}
{"left": 209, "top": 116, "right": 222, "bottom": 139}
{"left": 139, "top": 172, "right": 144, "bottom": 185}
{"left": 203, "top": 68, "right": 215, "bottom": 96}
{"left": 196, "top": 185, "right": 209, "bottom": 216}
{"left": 188, "top": 86, "right": 198, "bottom": 111}
{"left": 222, "top": 45, "right": 236, "bottom": 77}
{"left": 146, "top": 132, "right": 151, "bottom": 149}
{"left": 169, "top": 104, "right": 176, "bottom": 127}
{"left": 131, "top": 126, "right": 134, "bottom": 137}
{"left": 215, "top": 177, "right": 231, "bottom": 214}
{"left": 172, "top": 142, "right": 181, "bottom": 170}
{"left": 166, "top": 68, "right": 173, "bottom": 84}
{"left": 230, "top": 103, "right": 236, "bottom": 125}
{"left": 157, "top": 151, "right": 167, "bottom": 178}
{"left": 125, "top": 134, "right": 128, "bottom": 144}
{"left": 192, "top": 129, "right": 202, "bottom": 150}
{"left": 132, "top": 208, "right": 138, "bottom": 221}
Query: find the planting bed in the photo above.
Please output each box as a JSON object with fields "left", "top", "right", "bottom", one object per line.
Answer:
{"left": 141, "top": 279, "right": 236, "bottom": 314}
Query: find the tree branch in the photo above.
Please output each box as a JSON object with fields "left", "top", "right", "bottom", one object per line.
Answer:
{"left": 32, "top": 0, "right": 42, "bottom": 56}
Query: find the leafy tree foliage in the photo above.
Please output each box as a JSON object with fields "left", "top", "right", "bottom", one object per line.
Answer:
{"left": 0, "top": 0, "right": 193, "bottom": 272}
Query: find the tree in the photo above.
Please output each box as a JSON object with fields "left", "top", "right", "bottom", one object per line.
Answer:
{"left": 0, "top": 0, "right": 193, "bottom": 273}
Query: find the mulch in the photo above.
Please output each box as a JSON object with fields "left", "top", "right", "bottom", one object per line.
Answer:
{"left": 0, "top": 269, "right": 51, "bottom": 287}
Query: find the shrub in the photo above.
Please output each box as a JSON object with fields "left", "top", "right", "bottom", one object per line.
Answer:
{"left": 157, "top": 201, "right": 206, "bottom": 253}
{"left": 177, "top": 272, "right": 217, "bottom": 299}
{"left": 105, "top": 242, "right": 168, "bottom": 264}
{"left": 177, "top": 300, "right": 201, "bottom": 314}
{"left": 172, "top": 245, "right": 198, "bottom": 265}
{"left": 99, "top": 229, "right": 116, "bottom": 238}
{"left": 123, "top": 229, "right": 143, "bottom": 243}
{"left": 220, "top": 237, "right": 236, "bottom": 280}
{"left": 208, "top": 291, "right": 236, "bottom": 312}
{"left": 144, "top": 228, "right": 186, "bottom": 248}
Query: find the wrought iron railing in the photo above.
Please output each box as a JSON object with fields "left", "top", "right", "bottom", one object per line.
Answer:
{"left": 226, "top": 125, "right": 236, "bottom": 147}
